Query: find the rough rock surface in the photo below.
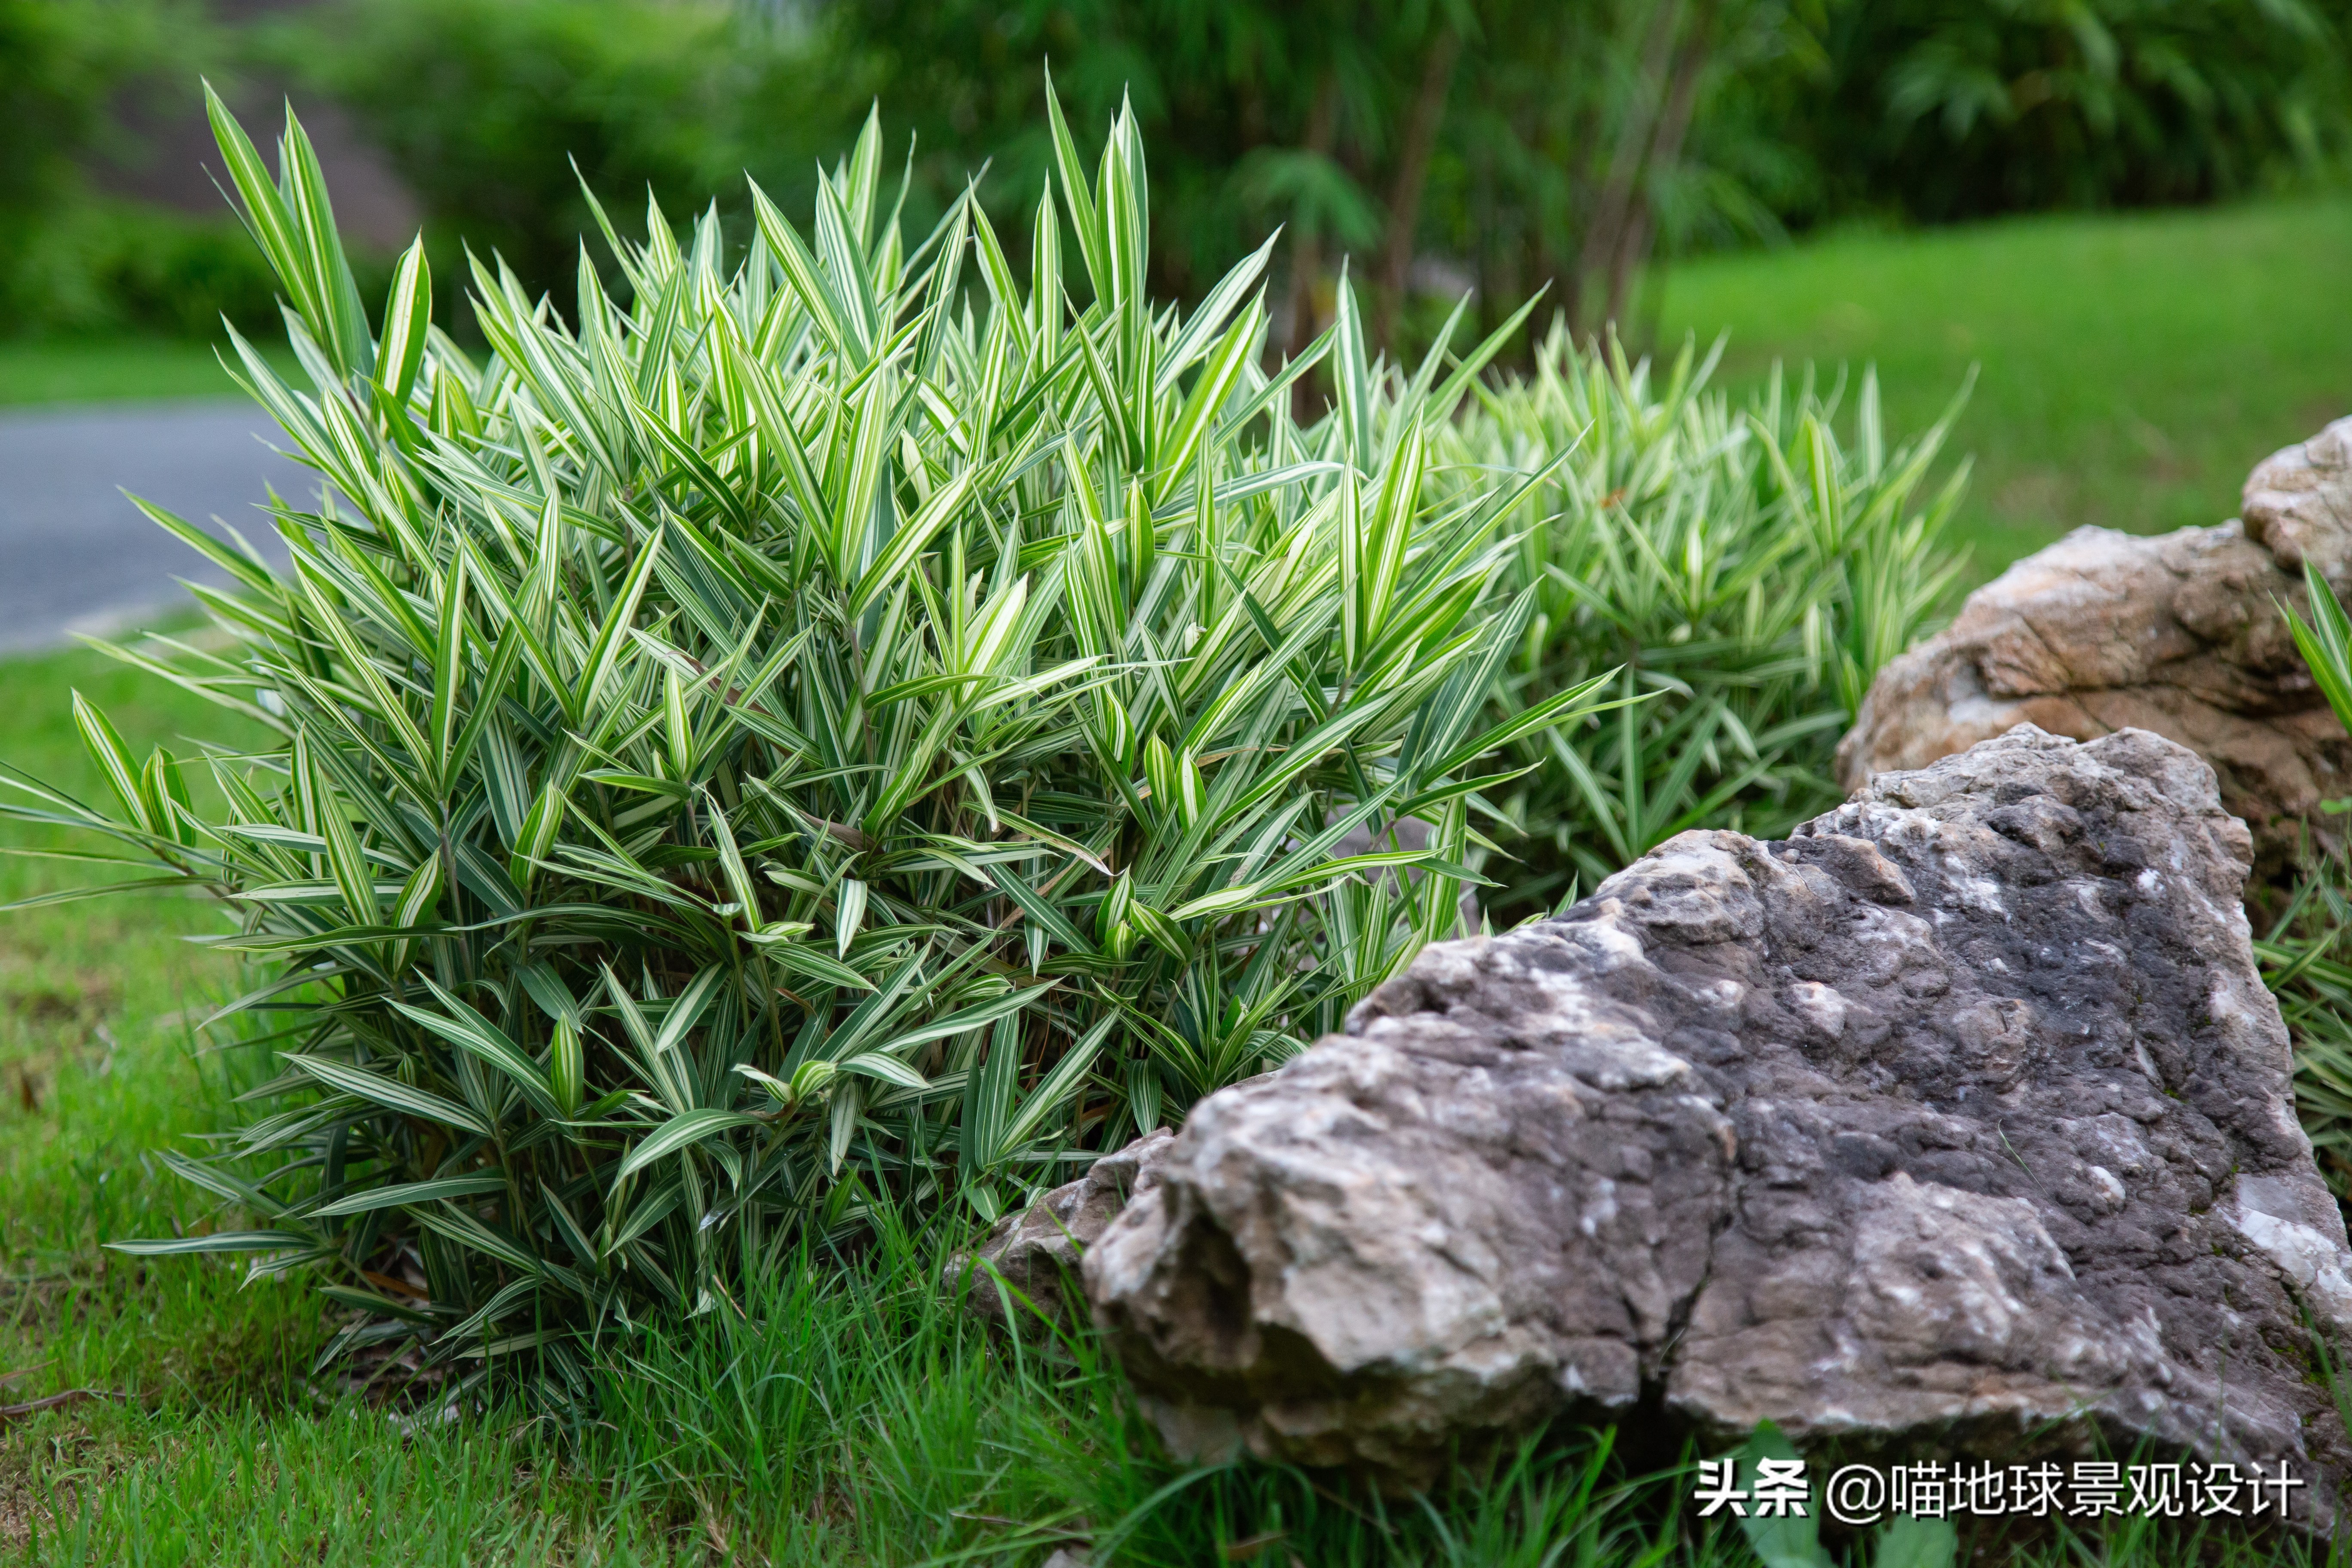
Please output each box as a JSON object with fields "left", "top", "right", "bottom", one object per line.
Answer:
{"left": 1083, "top": 727, "right": 2352, "bottom": 1518}
{"left": 1836, "top": 419, "right": 2352, "bottom": 884}
{"left": 952, "top": 1129, "right": 1175, "bottom": 1326}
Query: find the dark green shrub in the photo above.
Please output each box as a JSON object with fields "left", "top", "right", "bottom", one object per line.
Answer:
{"left": 0, "top": 0, "right": 230, "bottom": 334}
{"left": 273, "top": 0, "right": 747, "bottom": 303}
{"left": 3, "top": 200, "right": 285, "bottom": 338}
{"left": 1784, "top": 0, "right": 2352, "bottom": 223}
{"left": 0, "top": 0, "right": 190, "bottom": 222}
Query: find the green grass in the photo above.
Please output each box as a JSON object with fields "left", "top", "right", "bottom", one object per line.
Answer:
{"left": 1654, "top": 196, "right": 2352, "bottom": 580}
{"left": 0, "top": 635, "right": 325, "bottom": 1551}
{"left": 0, "top": 340, "right": 300, "bottom": 407}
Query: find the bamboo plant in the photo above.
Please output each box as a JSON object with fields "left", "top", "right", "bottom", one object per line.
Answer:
{"left": 0, "top": 87, "right": 1606, "bottom": 1387}
{"left": 1450, "top": 330, "right": 1971, "bottom": 908}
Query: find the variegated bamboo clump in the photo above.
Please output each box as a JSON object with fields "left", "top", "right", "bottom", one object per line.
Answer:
{"left": 0, "top": 83, "right": 1605, "bottom": 1379}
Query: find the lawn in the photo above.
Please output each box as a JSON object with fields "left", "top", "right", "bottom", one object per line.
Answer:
{"left": 0, "top": 340, "right": 299, "bottom": 408}
{"left": 4, "top": 196, "right": 2352, "bottom": 1563}
{"left": 1652, "top": 195, "right": 2352, "bottom": 580}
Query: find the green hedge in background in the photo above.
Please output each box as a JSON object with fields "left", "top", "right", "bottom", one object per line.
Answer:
{"left": 270, "top": 0, "right": 739, "bottom": 302}
{"left": 6, "top": 201, "right": 281, "bottom": 338}
{"left": 0, "top": 0, "right": 181, "bottom": 223}
{"left": 0, "top": 0, "right": 302, "bottom": 339}
{"left": 11, "top": 0, "right": 2352, "bottom": 344}
{"left": 267, "top": 0, "right": 2352, "bottom": 355}
{"left": 1786, "top": 0, "right": 2352, "bottom": 224}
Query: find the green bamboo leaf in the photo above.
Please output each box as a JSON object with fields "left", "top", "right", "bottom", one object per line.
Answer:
{"left": 309, "top": 1173, "right": 508, "bottom": 1219}
{"left": 294, "top": 576, "right": 438, "bottom": 799}
{"left": 448, "top": 617, "right": 525, "bottom": 793}
{"left": 407, "top": 1201, "right": 548, "bottom": 1279}
{"left": 849, "top": 467, "right": 979, "bottom": 616}
{"left": 652, "top": 966, "right": 730, "bottom": 1057}
{"left": 157, "top": 1148, "right": 288, "bottom": 1215}
{"left": 839, "top": 1053, "right": 929, "bottom": 1091}
{"left": 750, "top": 935, "right": 876, "bottom": 991}
{"left": 311, "top": 753, "right": 382, "bottom": 930}
{"left": 394, "top": 979, "right": 563, "bottom": 1122}
{"left": 986, "top": 863, "right": 1095, "bottom": 955}
{"left": 1259, "top": 848, "right": 1440, "bottom": 896}
{"left": 1030, "top": 182, "right": 1063, "bottom": 360}
{"left": 997, "top": 1013, "right": 1115, "bottom": 1152}
{"left": 283, "top": 1054, "right": 490, "bottom": 1136}
{"left": 1042, "top": 67, "right": 1108, "bottom": 309}
{"left": 1360, "top": 423, "right": 1425, "bottom": 649}
{"left": 968, "top": 196, "right": 1032, "bottom": 357}
{"left": 128, "top": 494, "right": 281, "bottom": 597}
{"left": 274, "top": 101, "right": 375, "bottom": 379}
{"left": 1432, "top": 669, "right": 1620, "bottom": 779}
{"left": 812, "top": 173, "right": 882, "bottom": 358}
{"left": 70, "top": 692, "right": 148, "bottom": 832}
{"left": 1167, "top": 883, "right": 1263, "bottom": 922}
{"left": 510, "top": 781, "right": 568, "bottom": 891}
{"left": 428, "top": 564, "right": 468, "bottom": 782}
{"left": 377, "top": 235, "right": 432, "bottom": 405}
{"left": 1157, "top": 230, "right": 1276, "bottom": 392}
{"left": 1153, "top": 303, "right": 1260, "bottom": 506}
{"left": 2288, "top": 563, "right": 2352, "bottom": 737}
{"left": 749, "top": 179, "right": 858, "bottom": 362}
{"left": 617, "top": 1109, "right": 763, "bottom": 1182}
{"left": 961, "top": 1014, "right": 1018, "bottom": 1170}
{"left": 576, "top": 530, "right": 665, "bottom": 718}
{"left": 203, "top": 80, "right": 314, "bottom": 332}
{"left": 835, "top": 877, "right": 868, "bottom": 959}
{"left": 107, "top": 1231, "right": 316, "bottom": 1257}
{"left": 549, "top": 1017, "right": 585, "bottom": 1120}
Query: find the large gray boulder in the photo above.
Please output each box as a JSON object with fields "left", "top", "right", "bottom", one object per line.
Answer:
{"left": 1836, "top": 418, "right": 2352, "bottom": 888}
{"left": 1081, "top": 727, "right": 2352, "bottom": 1519}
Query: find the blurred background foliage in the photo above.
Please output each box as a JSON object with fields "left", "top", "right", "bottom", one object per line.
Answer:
{"left": 5, "top": 0, "right": 2350, "bottom": 351}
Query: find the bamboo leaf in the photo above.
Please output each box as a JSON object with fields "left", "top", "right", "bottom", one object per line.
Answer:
{"left": 108, "top": 1231, "right": 316, "bottom": 1257}
{"left": 309, "top": 1173, "right": 508, "bottom": 1219}
{"left": 377, "top": 236, "right": 432, "bottom": 405}
{"left": 394, "top": 980, "right": 564, "bottom": 1122}
{"left": 618, "top": 1109, "right": 763, "bottom": 1182}
{"left": 282, "top": 1055, "right": 490, "bottom": 1136}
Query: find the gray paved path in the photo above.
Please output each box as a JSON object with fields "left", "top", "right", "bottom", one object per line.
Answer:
{"left": 0, "top": 401, "right": 306, "bottom": 654}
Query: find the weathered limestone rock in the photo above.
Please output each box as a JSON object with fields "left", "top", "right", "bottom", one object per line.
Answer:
{"left": 1083, "top": 727, "right": 2352, "bottom": 1519}
{"left": 952, "top": 1129, "right": 1174, "bottom": 1326}
{"left": 1837, "top": 419, "right": 2352, "bottom": 884}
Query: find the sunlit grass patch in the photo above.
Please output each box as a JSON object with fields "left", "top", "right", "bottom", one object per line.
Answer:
{"left": 1656, "top": 197, "right": 2352, "bottom": 582}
